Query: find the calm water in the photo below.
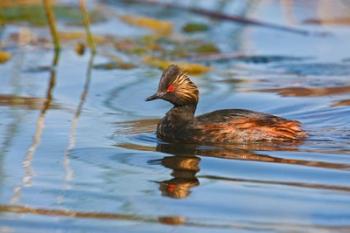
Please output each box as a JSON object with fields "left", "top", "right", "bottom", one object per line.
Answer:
{"left": 1, "top": 1, "right": 350, "bottom": 232}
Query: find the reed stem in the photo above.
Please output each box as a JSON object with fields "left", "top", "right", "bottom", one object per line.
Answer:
{"left": 79, "top": 0, "right": 96, "bottom": 54}
{"left": 42, "top": 0, "right": 60, "bottom": 52}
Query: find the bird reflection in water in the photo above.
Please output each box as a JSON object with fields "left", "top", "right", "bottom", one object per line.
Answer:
{"left": 149, "top": 146, "right": 201, "bottom": 199}
{"left": 116, "top": 118, "right": 350, "bottom": 199}
{"left": 147, "top": 142, "right": 299, "bottom": 199}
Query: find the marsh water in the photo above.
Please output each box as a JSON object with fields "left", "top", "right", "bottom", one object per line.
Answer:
{"left": 1, "top": 1, "right": 350, "bottom": 232}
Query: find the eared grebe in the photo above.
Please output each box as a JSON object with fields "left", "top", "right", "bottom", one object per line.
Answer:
{"left": 146, "top": 65, "right": 307, "bottom": 144}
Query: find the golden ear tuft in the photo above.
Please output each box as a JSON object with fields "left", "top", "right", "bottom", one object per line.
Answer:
{"left": 171, "top": 72, "right": 199, "bottom": 104}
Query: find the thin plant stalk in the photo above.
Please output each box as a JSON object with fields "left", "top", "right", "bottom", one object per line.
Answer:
{"left": 79, "top": 0, "right": 96, "bottom": 54}
{"left": 11, "top": 49, "right": 60, "bottom": 204}
{"left": 43, "top": 0, "right": 61, "bottom": 52}
{"left": 63, "top": 53, "right": 95, "bottom": 187}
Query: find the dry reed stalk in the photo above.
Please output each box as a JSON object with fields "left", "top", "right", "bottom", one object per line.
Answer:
{"left": 42, "top": 0, "right": 60, "bottom": 52}
{"left": 79, "top": 0, "right": 96, "bottom": 54}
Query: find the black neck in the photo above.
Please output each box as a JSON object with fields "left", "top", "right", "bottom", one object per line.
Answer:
{"left": 168, "top": 104, "right": 197, "bottom": 122}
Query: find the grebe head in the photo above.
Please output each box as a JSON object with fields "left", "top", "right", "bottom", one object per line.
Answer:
{"left": 146, "top": 65, "right": 199, "bottom": 106}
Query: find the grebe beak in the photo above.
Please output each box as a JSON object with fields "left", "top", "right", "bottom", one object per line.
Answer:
{"left": 145, "top": 93, "right": 159, "bottom": 101}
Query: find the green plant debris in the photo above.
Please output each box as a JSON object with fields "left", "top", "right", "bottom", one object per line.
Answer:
{"left": 193, "top": 43, "right": 219, "bottom": 54}
{"left": 115, "top": 38, "right": 147, "bottom": 55}
{"left": 0, "top": 5, "right": 105, "bottom": 26}
{"left": 114, "top": 35, "right": 219, "bottom": 59}
{"left": 169, "top": 41, "right": 220, "bottom": 58}
{"left": 0, "top": 51, "right": 11, "bottom": 63}
{"left": 114, "top": 36, "right": 163, "bottom": 55}
{"left": 93, "top": 62, "right": 135, "bottom": 70}
{"left": 182, "top": 22, "right": 209, "bottom": 33}
{"left": 143, "top": 56, "right": 210, "bottom": 75}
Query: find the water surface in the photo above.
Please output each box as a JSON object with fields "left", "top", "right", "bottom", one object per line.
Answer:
{"left": 0, "top": 1, "right": 350, "bottom": 232}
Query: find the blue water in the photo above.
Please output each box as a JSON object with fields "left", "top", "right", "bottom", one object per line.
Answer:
{"left": 0, "top": 1, "right": 350, "bottom": 232}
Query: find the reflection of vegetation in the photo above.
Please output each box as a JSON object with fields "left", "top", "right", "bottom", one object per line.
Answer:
{"left": 332, "top": 99, "right": 350, "bottom": 107}
{"left": 0, "top": 94, "right": 61, "bottom": 109}
{"left": 22, "top": 50, "right": 59, "bottom": 185}
{"left": 63, "top": 54, "right": 95, "bottom": 186}
{"left": 0, "top": 203, "right": 348, "bottom": 231}
{"left": 0, "top": 204, "right": 156, "bottom": 222}
{"left": 11, "top": 49, "right": 60, "bottom": 203}
{"left": 256, "top": 86, "right": 350, "bottom": 97}
{"left": 0, "top": 204, "right": 187, "bottom": 227}
{"left": 304, "top": 17, "right": 350, "bottom": 25}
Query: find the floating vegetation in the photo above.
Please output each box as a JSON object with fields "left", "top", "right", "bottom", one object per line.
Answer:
{"left": 93, "top": 62, "right": 135, "bottom": 70}
{"left": 143, "top": 56, "right": 210, "bottom": 75}
{"left": 0, "top": 4, "right": 105, "bottom": 26}
{"left": 75, "top": 42, "right": 86, "bottom": 56}
{"left": 191, "top": 43, "right": 219, "bottom": 54}
{"left": 167, "top": 41, "right": 220, "bottom": 58}
{"left": 0, "top": 51, "right": 11, "bottom": 63}
{"left": 182, "top": 22, "right": 209, "bottom": 33}
{"left": 120, "top": 15, "right": 173, "bottom": 35}
{"left": 114, "top": 36, "right": 162, "bottom": 55}
{"left": 58, "top": 31, "right": 109, "bottom": 44}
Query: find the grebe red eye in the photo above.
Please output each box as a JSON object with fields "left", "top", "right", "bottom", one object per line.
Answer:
{"left": 167, "top": 84, "right": 175, "bottom": 93}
